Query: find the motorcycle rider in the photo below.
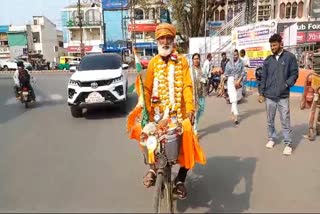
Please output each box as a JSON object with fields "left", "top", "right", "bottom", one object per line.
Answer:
{"left": 13, "top": 61, "right": 36, "bottom": 101}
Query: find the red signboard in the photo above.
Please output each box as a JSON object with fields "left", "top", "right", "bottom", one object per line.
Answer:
{"left": 307, "top": 31, "right": 320, "bottom": 43}
{"left": 67, "top": 46, "right": 93, "bottom": 52}
{"left": 128, "top": 24, "right": 157, "bottom": 32}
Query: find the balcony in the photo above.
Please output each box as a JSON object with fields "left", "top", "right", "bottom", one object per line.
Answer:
{"left": 0, "top": 46, "right": 10, "bottom": 54}
{"left": 66, "top": 20, "right": 102, "bottom": 28}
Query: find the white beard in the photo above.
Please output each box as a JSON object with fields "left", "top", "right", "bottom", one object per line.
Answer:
{"left": 157, "top": 43, "right": 173, "bottom": 57}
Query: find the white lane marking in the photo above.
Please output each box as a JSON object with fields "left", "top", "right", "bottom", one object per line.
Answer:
{"left": 49, "top": 94, "right": 64, "bottom": 101}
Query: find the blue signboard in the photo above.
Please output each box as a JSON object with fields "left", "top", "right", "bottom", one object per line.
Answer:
{"left": 102, "top": 0, "right": 128, "bottom": 10}
{"left": 0, "top": 25, "right": 9, "bottom": 33}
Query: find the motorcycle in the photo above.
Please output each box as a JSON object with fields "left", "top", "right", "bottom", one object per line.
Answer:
{"left": 207, "top": 73, "right": 221, "bottom": 95}
{"left": 18, "top": 85, "right": 33, "bottom": 108}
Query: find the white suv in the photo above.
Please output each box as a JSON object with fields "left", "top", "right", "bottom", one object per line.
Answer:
{"left": 67, "top": 53, "right": 129, "bottom": 118}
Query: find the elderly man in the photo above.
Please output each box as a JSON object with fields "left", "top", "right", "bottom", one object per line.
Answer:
{"left": 133, "top": 23, "right": 207, "bottom": 199}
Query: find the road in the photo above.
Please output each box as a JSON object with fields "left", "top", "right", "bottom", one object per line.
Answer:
{"left": 0, "top": 73, "right": 320, "bottom": 213}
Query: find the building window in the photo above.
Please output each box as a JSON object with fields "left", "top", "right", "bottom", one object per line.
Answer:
{"left": 227, "top": 8, "right": 233, "bottom": 21}
{"left": 135, "top": 32, "right": 143, "bottom": 39}
{"left": 134, "top": 9, "right": 144, "bottom": 20}
{"left": 145, "top": 32, "right": 155, "bottom": 40}
{"left": 285, "top": 3, "right": 291, "bottom": 18}
{"left": 145, "top": 8, "right": 155, "bottom": 20}
{"left": 32, "top": 32, "right": 40, "bottom": 43}
{"left": 291, "top": 2, "right": 297, "bottom": 18}
{"left": 220, "top": 9, "right": 225, "bottom": 21}
{"left": 279, "top": 3, "right": 285, "bottom": 19}
{"left": 215, "top": 10, "right": 220, "bottom": 21}
{"left": 258, "top": 4, "right": 271, "bottom": 21}
{"left": 33, "top": 19, "right": 38, "bottom": 25}
{"left": 59, "top": 41, "right": 63, "bottom": 48}
{"left": 298, "top": 1, "right": 304, "bottom": 18}
{"left": 85, "top": 9, "right": 101, "bottom": 25}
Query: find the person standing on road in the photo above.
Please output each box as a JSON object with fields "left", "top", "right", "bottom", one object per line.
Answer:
{"left": 220, "top": 52, "right": 230, "bottom": 74}
{"left": 203, "top": 53, "right": 213, "bottom": 77}
{"left": 225, "top": 49, "right": 245, "bottom": 125}
{"left": 259, "top": 33, "right": 299, "bottom": 156}
{"left": 190, "top": 53, "right": 207, "bottom": 135}
{"left": 240, "top": 49, "right": 250, "bottom": 97}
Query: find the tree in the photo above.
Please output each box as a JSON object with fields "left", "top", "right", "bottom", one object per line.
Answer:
{"left": 130, "top": 0, "right": 223, "bottom": 43}
{"left": 168, "top": 0, "right": 224, "bottom": 43}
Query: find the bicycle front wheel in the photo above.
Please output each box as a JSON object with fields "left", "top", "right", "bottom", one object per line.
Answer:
{"left": 153, "top": 173, "right": 164, "bottom": 213}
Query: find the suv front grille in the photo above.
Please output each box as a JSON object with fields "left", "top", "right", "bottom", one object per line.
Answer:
{"left": 75, "top": 91, "right": 118, "bottom": 103}
{"left": 79, "top": 79, "right": 113, "bottom": 87}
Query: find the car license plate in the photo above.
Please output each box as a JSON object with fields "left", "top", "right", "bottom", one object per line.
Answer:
{"left": 85, "top": 92, "right": 105, "bottom": 103}
{"left": 22, "top": 91, "right": 29, "bottom": 96}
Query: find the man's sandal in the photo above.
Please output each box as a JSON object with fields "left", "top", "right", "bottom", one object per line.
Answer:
{"left": 143, "top": 169, "right": 156, "bottom": 188}
{"left": 173, "top": 181, "right": 187, "bottom": 200}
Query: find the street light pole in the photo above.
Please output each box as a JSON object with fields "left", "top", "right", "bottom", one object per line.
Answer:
{"left": 204, "top": 0, "right": 207, "bottom": 57}
{"left": 77, "top": 0, "right": 85, "bottom": 57}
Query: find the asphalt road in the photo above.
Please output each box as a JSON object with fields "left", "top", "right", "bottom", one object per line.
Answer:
{"left": 1, "top": 73, "right": 320, "bottom": 213}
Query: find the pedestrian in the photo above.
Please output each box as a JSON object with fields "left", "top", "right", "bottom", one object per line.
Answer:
{"left": 203, "top": 53, "right": 212, "bottom": 77}
{"left": 220, "top": 52, "right": 229, "bottom": 74}
{"left": 240, "top": 49, "right": 250, "bottom": 97}
{"left": 190, "top": 53, "right": 207, "bottom": 135}
{"left": 259, "top": 33, "right": 299, "bottom": 155}
{"left": 225, "top": 49, "right": 245, "bottom": 125}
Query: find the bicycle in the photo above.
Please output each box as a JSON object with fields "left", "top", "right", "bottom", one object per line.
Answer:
{"left": 141, "top": 119, "right": 182, "bottom": 213}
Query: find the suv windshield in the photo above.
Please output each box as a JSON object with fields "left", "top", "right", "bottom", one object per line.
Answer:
{"left": 78, "top": 54, "right": 121, "bottom": 71}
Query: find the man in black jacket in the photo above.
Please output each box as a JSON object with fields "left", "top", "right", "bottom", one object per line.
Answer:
{"left": 259, "top": 34, "right": 298, "bottom": 155}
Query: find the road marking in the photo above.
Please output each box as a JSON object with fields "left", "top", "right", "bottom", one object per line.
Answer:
{"left": 4, "top": 94, "right": 65, "bottom": 106}
{"left": 49, "top": 94, "right": 64, "bottom": 101}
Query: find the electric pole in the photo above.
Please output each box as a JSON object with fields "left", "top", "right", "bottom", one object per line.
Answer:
{"left": 77, "top": 0, "right": 85, "bottom": 57}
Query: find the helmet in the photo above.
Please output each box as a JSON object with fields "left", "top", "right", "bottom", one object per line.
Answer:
{"left": 255, "top": 66, "right": 263, "bottom": 81}
{"left": 17, "top": 61, "right": 25, "bottom": 67}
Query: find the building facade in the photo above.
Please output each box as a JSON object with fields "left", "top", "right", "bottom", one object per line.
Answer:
{"left": 30, "top": 16, "right": 64, "bottom": 62}
{"left": 128, "top": 0, "right": 170, "bottom": 56}
{"left": 7, "top": 25, "right": 32, "bottom": 60}
{"left": 0, "top": 25, "right": 10, "bottom": 61}
{"left": 61, "top": 3, "right": 104, "bottom": 56}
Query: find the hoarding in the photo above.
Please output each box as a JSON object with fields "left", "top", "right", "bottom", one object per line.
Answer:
{"left": 232, "top": 20, "right": 277, "bottom": 67}
{"left": 278, "top": 21, "right": 320, "bottom": 43}
{"left": 102, "top": 0, "right": 128, "bottom": 10}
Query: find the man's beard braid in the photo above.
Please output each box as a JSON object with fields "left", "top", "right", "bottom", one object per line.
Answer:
{"left": 158, "top": 43, "right": 173, "bottom": 57}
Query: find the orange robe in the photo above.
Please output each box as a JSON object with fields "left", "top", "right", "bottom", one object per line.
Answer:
{"left": 128, "top": 54, "right": 206, "bottom": 169}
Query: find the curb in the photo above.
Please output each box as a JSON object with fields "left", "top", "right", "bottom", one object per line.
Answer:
{"left": 0, "top": 70, "right": 71, "bottom": 75}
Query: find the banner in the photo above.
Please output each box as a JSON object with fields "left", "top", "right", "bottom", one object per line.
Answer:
{"left": 102, "top": 0, "right": 128, "bottom": 10}
{"left": 232, "top": 20, "right": 277, "bottom": 67}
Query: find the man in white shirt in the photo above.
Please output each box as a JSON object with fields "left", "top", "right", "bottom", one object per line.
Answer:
{"left": 240, "top": 49, "right": 250, "bottom": 96}
{"left": 202, "top": 53, "right": 212, "bottom": 77}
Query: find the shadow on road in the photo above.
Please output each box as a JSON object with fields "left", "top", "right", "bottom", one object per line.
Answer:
{"left": 84, "top": 93, "right": 138, "bottom": 120}
{"left": 199, "top": 108, "right": 265, "bottom": 140}
{"left": 176, "top": 156, "right": 257, "bottom": 213}
{"left": 290, "top": 123, "right": 308, "bottom": 152}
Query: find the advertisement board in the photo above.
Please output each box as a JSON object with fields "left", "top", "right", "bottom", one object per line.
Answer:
{"left": 278, "top": 21, "right": 320, "bottom": 44}
{"left": 232, "top": 20, "right": 277, "bottom": 67}
{"left": 102, "top": 0, "right": 128, "bottom": 10}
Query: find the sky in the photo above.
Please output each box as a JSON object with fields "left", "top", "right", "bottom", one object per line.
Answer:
{"left": 0, "top": 0, "right": 77, "bottom": 29}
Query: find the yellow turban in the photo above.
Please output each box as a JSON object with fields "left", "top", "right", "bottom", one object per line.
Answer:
{"left": 155, "top": 23, "right": 176, "bottom": 40}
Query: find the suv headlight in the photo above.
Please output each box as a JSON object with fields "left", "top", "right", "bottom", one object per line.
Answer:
{"left": 112, "top": 75, "right": 123, "bottom": 84}
{"left": 69, "top": 79, "right": 80, "bottom": 86}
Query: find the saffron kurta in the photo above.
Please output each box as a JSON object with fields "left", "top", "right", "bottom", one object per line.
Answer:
{"left": 143, "top": 54, "right": 206, "bottom": 169}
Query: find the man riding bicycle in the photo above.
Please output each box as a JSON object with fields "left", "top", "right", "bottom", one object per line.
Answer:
{"left": 127, "top": 23, "right": 206, "bottom": 200}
